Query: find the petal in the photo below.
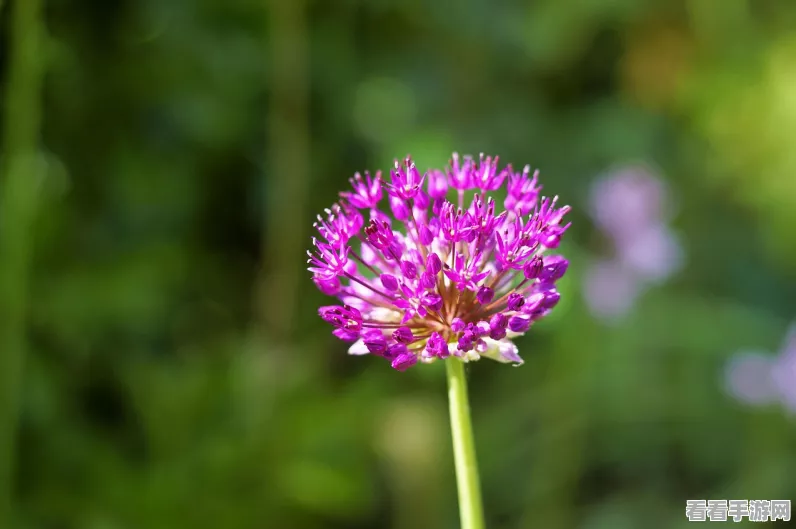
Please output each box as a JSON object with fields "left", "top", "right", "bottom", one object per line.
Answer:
{"left": 348, "top": 339, "right": 370, "bottom": 356}
{"left": 333, "top": 328, "right": 360, "bottom": 342}
{"left": 497, "top": 340, "right": 523, "bottom": 365}
{"left": 463, "top": 351, "right": 481, "bottom": 362}
{"left": 478, "top": 338, "right": 524, "bottom": 366}
{"left": 443, "top": 268, "right": 460, "bottom": 283}
{"left": 367, "top": 307, "right": 403, "bottom": 323}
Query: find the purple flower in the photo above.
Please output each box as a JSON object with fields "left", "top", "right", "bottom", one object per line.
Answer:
{"left": 364, "top": 219, "right": 402, "bottom": 259}
{"left": 419, "top": 271, "right": 436, "bottom": 290}
{"left": 440, "top": 202, "right": 476, "bottom": 242}
{"left": 447, "top": 152, "right": 475, "bottom": 190}
{"left": 505, "top": 165, "right": 541, "bottom": 216}
{"left": 363, "top": 330, "right": 388, "bottom": 355}
{"left": 488, "top": 312, "right": 509, "bottom": 340}
{"left": 341, "top": 171, "right": 383, "bottom": 209}
{"left": 400, "top": 260, "right": 417, "bottom": 280}
{"left": 584, "top": 165, "right": 685, "bottom": 321}
{"left": 313, "top": 275, "right": 342, "bottom": 296}
{"left": 309, "top": 153, "right": 571, "bottom": 370}
{"left": 427, "top": 169, "right": 449, "bottom": 199}
{"left": 507, "top": 292, "right": 524, "bottom": 311}
{"left": 425, "top": 332, "right": 449, "bottom": 359}
{"left": 523, "top": 255, "right": 544, "bottom": 280}
{"left": 521, "top": 292, "right": 545, "bottom": 315}
{"left": 476, "top": 286, "right": 494, "bottom": 305}
{"left": 589, "top": 165, "right": 667, "bottom": 241}
{"left": 725, "top": 352, "right": 779, "bottom": 406}
{"left": 380, "top": 274, "right": 399, "bottom": 291}
{"left": 385, "top": 157, "right": 425, "bottom": 200}
{"left": 443, "top": 252, "right": 491, "bottom": 292}
{"left": 414, "top": 190, "right": 430, "bottom": 210}
{"left": 469, "top": 194, "right": 505, "bottom": 238}
{"left": 421, "top": 292, "right": 443, "bottom": 311}
{"left": 313, "top": 203, "right": 363, "bottom": 249}
{"left": 540, "top": 255, "right": 569, "bottom": 282}
{"left": 392, "top": 326, "right": 415, "bottom": 344}
{"left": 508, "top": 315, "right": 531, "bottom": 333}
{"left": 587, "top": 258, "right": 647, "bottom": 321}
{"left": 307, "top": 239, "right": 350, "bottom": 279}
{"left": 318, "top": 305, "right": 362, "bottom": 333}
{"left": 392, "top": 352, "right": 419, "bottom": 371}
{"left": 389, "top": 194, "right": 411, "bottom": 221}
{"left": 333, "top": 328, "right": 360, "bottom": 342}
{"left": 473, "top": 154, "right": 507, "bottom": 191}
{"left": 384, "top": 343, "right": 407, "bottom": 360}
{"left": 532, "top": 196, "right": 571, "bottom": 249}
{"left": 494, "top": 214, "right": 546, "bottom": 270}
{"left": 426, "top": 253, "right": 442, "bottom": 274}
{"left": 617, "top": 224, "right": 683, "bottom": 284}
{"left": 726, "top": 324, "right": 796, "bottom": 413}
{"left": 451, "top": 318, "right": 465, "bottom": 333}
{"left": 457, "top": 330, "right": 476, "bottom": 352}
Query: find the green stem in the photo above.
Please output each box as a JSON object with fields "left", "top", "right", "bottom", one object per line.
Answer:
{"left": 0, "top": 0, "right": 45, "bottom": 524}
{"left": 446, "top": 358, "right": 485, "bottom": 529}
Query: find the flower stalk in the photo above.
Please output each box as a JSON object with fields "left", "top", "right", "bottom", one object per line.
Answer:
{"left": 446, "top": 358, "right": 485, "bottom": 529}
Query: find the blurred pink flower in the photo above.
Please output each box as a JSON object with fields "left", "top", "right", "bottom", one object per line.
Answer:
{"left": 589, "top": 165, "right": 668, "bottom": 242}
{"left": 771, "top": 326, "right": 796, "bottom": 412}
{"left": 725, "top": 352, "right": 779, "bottom": 406}
{"left": 583, "top": 259, "right": 640, "bottom": 320}
{"left": 725, "top": 324, "right": 796, "bottom": 413}
{"left": 584, "top": 164, "right": 684, "bottom": 320}
{"left": 617, "top": 224, "right": 684, "bottom": 284}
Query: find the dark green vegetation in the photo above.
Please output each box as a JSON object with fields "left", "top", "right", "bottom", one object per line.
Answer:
{"left": 1, "top": 0, "right": 795, "bottom": 528}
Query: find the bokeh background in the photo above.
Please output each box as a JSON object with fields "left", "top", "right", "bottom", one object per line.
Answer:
{"left": 1, "top": 0, "right": 795, "bottom": 528}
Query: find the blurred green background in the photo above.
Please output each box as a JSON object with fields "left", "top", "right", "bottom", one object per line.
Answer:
{"left": 1, "top": 0, "right": 795, "bottom": 528}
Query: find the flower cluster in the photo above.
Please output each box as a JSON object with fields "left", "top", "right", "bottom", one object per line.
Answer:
{"left": 584, "top": 165, "right": 683, "bottom": 320}
{"left": 308, "top": 153, "right": 571, "bottom": 371}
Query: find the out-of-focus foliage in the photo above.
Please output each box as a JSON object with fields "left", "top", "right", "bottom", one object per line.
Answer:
{"left": 2, "top": 0, "right": 795, "bottom": 528}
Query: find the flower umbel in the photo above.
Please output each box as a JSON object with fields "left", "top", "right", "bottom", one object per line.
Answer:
{"left": 308, "top": 153, "right": 571, "bottom": 370}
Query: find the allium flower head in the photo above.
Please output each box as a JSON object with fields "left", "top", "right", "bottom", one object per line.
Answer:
{"left": 308, "top": 153, "right": 571, "bottom": 371}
